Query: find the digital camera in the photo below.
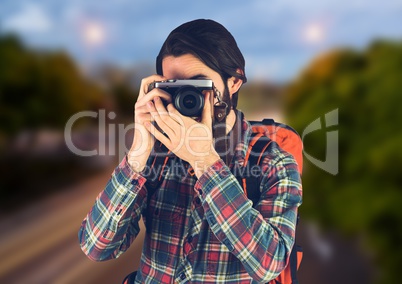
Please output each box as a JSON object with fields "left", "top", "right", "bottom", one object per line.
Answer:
{"left": 148, "top": 79, "right": 213, "bottom": 117}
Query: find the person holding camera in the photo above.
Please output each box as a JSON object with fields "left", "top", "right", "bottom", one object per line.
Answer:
{"left": 79, "top": 19, "right": 302, "bottom": 283}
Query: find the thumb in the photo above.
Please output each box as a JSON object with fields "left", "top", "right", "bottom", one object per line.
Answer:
{"left": 201, "top": 91, "right": 213, "bottom": 129}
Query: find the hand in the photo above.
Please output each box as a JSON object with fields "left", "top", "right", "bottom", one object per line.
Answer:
{"left": 144, "top": 92, "right": 220, "bottom": 178}
{"left": 127, "top": 75, "right": 172, "bottom": 172}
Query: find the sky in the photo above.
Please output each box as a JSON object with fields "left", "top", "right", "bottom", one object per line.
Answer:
{"left": 0, "top": 0, "right": 401, "bottom": 82}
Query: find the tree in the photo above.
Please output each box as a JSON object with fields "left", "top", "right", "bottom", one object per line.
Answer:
{"left": 0, "top": 34, "right": 106, "bottom": 134}
{"left": 285, "top": 39, "right": 402, "bottom": 284}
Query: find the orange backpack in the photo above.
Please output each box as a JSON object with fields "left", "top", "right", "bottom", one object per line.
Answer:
{"left": 243, "top": 119, "right": 303, "bottom": 284}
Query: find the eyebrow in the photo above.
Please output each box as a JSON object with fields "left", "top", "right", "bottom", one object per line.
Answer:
{"left": 189, "top": 74, "right": 208, "bottom": 79}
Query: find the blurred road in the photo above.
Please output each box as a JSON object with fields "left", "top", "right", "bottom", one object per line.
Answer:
{"left": 0, "top": 166, "right": 145, "bottom": 284}
{"left": 0, "top": 165, "right": 374, "bottom": 284}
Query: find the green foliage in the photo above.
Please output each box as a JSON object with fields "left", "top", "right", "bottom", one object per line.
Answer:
{"left": 0, "top": 34, "right": 106, "bottom": 134}
{"left": 237, "top": 82, "right": 285, "bottom": 122}
{"left": 285, "top": 39, "right": 402, "bottom": 284}
{"left": 110, "top": 82, "right": 138, "bottom": 119}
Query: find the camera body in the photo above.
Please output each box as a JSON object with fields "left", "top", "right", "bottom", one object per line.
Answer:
{"left": 148, "top": 79, "right": 213, "bottom": 117}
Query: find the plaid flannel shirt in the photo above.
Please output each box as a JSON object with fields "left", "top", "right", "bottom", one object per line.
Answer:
{"left": 79, "top": 114, "right": 302, "bottom": 283}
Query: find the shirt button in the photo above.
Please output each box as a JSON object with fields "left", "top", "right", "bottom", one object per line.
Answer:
{"left": 194, "top": 197, "right": 201, "bottom": 205}
{"left": 187, "top": 235, "right": 193, "bottom": 243}
{"left": 207, "top": 215, "right": 216, "bottom": 225}
{"left": 180, "top": 273, "right": 186, "bottom": 280}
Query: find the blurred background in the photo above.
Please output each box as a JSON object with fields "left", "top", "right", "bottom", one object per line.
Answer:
{"left": 1, "top": 0, "right": 401, "bottom": 283}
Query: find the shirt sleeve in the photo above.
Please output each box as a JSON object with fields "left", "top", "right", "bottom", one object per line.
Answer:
{"left": 78, "top": 156, "right": 148, "bottom": 261}
{"left": 194, "top": 151, "right": 302, "bottom": 282}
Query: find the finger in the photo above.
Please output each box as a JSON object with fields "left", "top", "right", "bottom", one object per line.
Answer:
{"left": 146, "top": 101, "right": 159, "bottom": 121}
{"left": 149, "top": 98, "right": 177, "bottom": 138}
{"left": 153, "top": 96, "right": 169, "bottom": 117}
{"left": 136, "top": 111, "right": 152, "bottom": 123}
{"left": 167, "top": 103, "right": 178, "bottom": 115}
{"left": 133, "top": 103, "right": 153, "bottom": 124}
{"left": 135, "top": 103, "right": 149, "bottom": 114}
{"left": 201, "top": 91, "right": 213, "bottom": 128}
{"left": 138, "top": 75, "right": 166, "bottom": 100}
{"left": 135, "top": 93, "right": 170, "bottom": 123}
{"left": 153, "top": 97, "right": 178, "bottom": 130}
{"left": 167, "top": 103, "right": 186, "bottom": 125}
{"left": 137, "top": 89, "right": 172, "bottom": 108}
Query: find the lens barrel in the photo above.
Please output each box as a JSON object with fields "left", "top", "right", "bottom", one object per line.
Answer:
{"left": 174, "top": 86, "right": 204, "bottom": 117}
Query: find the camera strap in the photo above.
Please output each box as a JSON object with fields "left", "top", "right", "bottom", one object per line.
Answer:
{"left": 213, "top": 102, "right": 228, "bottom": 164}
{"left": 213, "top": 104, "right": 241, "bottom": 166}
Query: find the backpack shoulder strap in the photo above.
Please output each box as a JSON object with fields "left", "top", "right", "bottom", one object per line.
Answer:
{"left": 144, "top": 142, "right": 172, "bottom": 195}
{"left": 250, "top": 119, "right": 303, "bottom": 174}
{"left": 240, "top": 118, "right": 303, "bottom": 207}
{"left": 238, "top": 132, "right": 272, "bottom": 206}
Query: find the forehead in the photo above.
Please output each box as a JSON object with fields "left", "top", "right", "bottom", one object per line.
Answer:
{"left": 161, "top": 54, "right": 217, "bottom": 79}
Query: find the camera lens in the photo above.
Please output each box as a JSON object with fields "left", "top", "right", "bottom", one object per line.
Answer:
{"left": 183, "top": 95, "right": 197, "bottom": 109}
{"left": 174, "top": 86, "right": 204, "bottom": 117}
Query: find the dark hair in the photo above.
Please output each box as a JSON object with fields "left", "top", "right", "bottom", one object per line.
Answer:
{"left": 156, "top": 19, "right": 247, "bottom": 109}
